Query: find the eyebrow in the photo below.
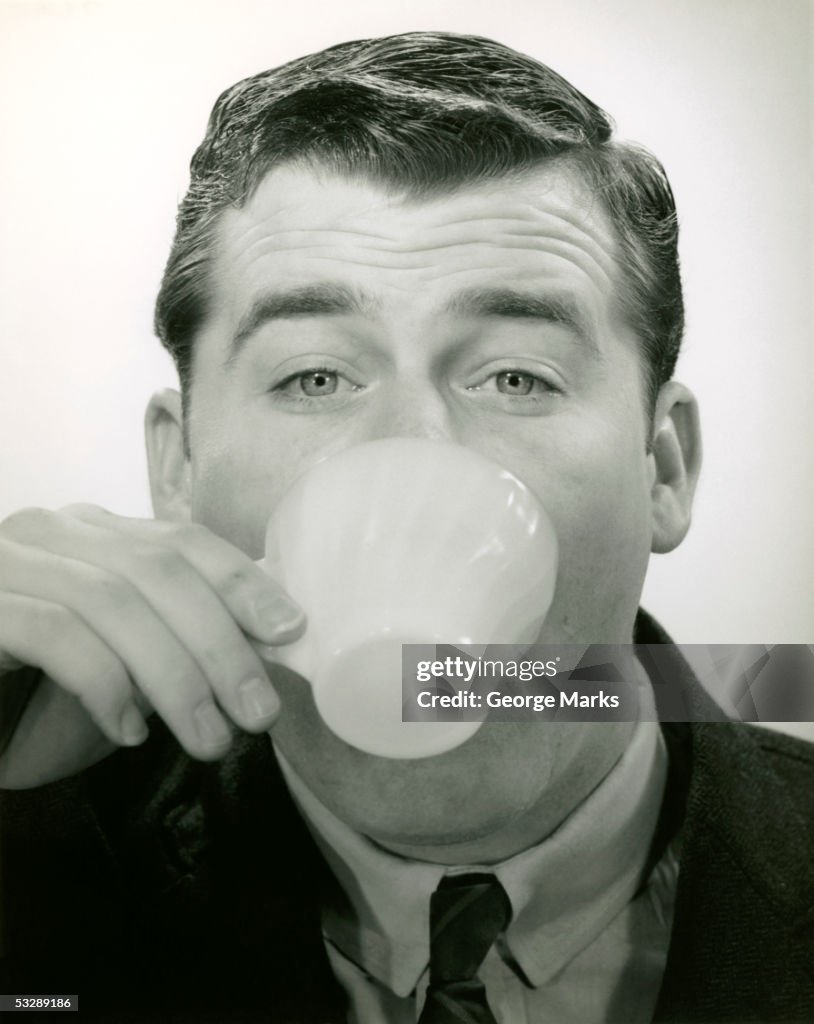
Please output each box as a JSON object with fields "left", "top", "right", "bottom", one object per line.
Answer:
{"left": 230, "top": 283, "right": 378, "bottom": 356}
{"left": 443, "top": 287, "right": 598, "bottom": 352}
{"left": 228, "top": 281, "right": 597, "bottom": 360}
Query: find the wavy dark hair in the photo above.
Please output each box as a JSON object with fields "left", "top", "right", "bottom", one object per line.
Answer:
{"left": 154, "top": 32, "right": 683, "bottom": 416}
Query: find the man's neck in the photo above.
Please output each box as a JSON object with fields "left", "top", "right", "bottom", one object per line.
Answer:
{"left": 373, "top": 718, "right": 637, "bottom": 865}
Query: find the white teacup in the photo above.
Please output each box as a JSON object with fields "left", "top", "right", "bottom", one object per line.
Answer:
{"left": 259, "top": 438, "right": 557, "bottom": 758}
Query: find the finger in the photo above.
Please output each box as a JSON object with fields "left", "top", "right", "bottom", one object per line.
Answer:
{"left": 0, "top": 536, "right": 233, "bottom": 760}
{"left": 2, "top": 513, "right": 283, "bottom": 735}
{"left": 0, "top": 591, "right": 146, "bottom": 748}
{"left": 60, "top": 505, "right": 305, "bottom": 644}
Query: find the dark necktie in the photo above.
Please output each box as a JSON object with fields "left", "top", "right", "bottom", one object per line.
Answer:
{"left": 418, "top": 873, "right": 511, "bottom": 1024}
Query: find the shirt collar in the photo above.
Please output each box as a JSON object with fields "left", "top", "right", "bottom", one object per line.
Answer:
{"left": 273, "top": 665, "right": 667, "bottom": 997}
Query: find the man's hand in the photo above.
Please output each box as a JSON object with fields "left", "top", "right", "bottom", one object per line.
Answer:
{"left": 0, "top": 504, "right": 304, "bottom": 789}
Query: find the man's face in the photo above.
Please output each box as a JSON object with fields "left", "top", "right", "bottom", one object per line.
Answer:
{"left": 154, "top": 162, "right": 683, "bottom": 855}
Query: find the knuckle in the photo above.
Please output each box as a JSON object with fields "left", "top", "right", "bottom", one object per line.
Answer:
{"left": 218, "top": 564, "right": 254, "bottom": 600}
{"left": 140, "top": 546, "right": 190, "bottom": 587}
{"left": 146, "top": 518, "right": 179, "bottom": 540}
{"left": 0, "top": 506, "right": 57, "bottom": 538}
{"left": 33, "top": 600, "right": 78, "bottom": 637}
{"left": 197, "top": 639, "right": 244, "bottom": 681}
{"left": 59, "top": 502, "right": 104, "bottom": 518}
{"left": 86, "top": 567, "right": 141, "bottom": 615}
{"left": 174, "top": 521, "right": 210, "bottom": 548}
{"left": 155, "top": 664, "right": 208, "bottom": 712}
{"left": 149, "top": 519, "right": 210, "bottom": 554}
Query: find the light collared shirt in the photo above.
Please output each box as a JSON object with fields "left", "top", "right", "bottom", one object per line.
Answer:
{"left": 274, "top": 676, "right": 678, "bottom": 1023}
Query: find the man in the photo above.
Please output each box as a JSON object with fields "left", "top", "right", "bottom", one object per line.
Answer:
{"left": 0, "top": 31, "right": 812, "bottom": 1023}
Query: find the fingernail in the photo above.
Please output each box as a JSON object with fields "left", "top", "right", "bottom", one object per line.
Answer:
{"left": 255, "top": 594, "right": 305, "bottom": 637}
{"left": 239, "top": 676, "right": 280, "bottom": 723}
{"left": 120, "top": 703, "right": 149, "bottom": 746}
{"left": 193, "top": 701, "right": 232, "bottom": 749}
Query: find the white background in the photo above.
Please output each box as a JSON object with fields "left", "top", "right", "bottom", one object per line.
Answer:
{"left": 1, "top": 0, "right": 811, "bottom": 671}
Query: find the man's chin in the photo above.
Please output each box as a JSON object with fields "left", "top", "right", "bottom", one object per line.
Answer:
{"left": 269, "top": 679, "right": 565, "bottom": 860}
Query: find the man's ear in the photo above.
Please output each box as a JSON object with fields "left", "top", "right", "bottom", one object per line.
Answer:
{"left": 648, "top": 381, "right": 702, "bottom": 554}
{"left": 144, "top": 388, "right": 192, "bottom": 522}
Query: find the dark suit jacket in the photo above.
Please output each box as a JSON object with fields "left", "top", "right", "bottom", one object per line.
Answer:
{"left": 1, "top": 613, "right": 813, "bottom": 1023}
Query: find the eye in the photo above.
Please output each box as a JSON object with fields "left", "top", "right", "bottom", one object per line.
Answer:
{"left": 279, "top": 369, "right": 339, "bottom": 397}
{"left": 467, "top": 368, "right": 561, "bottom": 398}
{"left": 271, "top": 365, "right": 367, "bottom": 405}
{"left": 496, "top": 370, "right": 541, "bottom": 396}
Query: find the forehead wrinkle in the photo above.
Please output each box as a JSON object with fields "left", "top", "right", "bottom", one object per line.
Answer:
{"left": 233, "top": 213, "right": 613, "bottom": 255}
{"left": 285, "top": 246, "right": 615, "bottom": 312}
{"left": 499, "top": 221, "right": 616, "bottom": 271}
{"left": 225, "top": 214, "right": 618, "bottom": 301}
{"left": 226, "top": 232, "right": 615, "bottom": 288}
{"left": 227, "top": 183, "right": 614, "bottom": 240}
{"left": 393, "top": 191, "right": 619, "bottom": 258}
{"left": 222, "top": 189, "right": 410, "bottom": 248}
{"left": 494, "top": 236, "right": 615, "bottom": 294}
{"left": 420, "top": 201, "right": 614, "bottom": 246}
{"left": 225, "top": 225, "right": 401, "bottom": 270}
{"left": 226, "top": 161, "right": 617, "bottom": 251}
{"left": 214, "top": 171, "right": 629, "bottom": 344}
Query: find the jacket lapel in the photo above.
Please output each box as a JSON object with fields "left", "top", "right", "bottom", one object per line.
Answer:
{"left": 654, "top": 719, "right": 814, "bottom": 1021}
{"left": 633, "top": 616, "right": 814, "bottom": 1021}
